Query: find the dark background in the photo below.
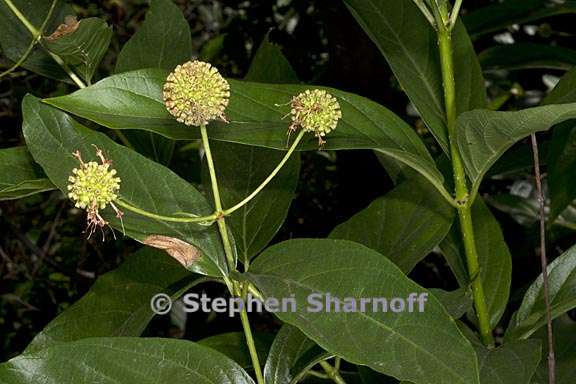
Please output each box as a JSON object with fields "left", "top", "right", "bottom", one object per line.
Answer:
{"left": 1, "top": 0, "right": 575, "bottom": 361}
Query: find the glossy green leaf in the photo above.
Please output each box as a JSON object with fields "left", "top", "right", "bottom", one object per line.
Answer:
{"left": 44, "top": 17, "right": 112, "bottom": 83}
{"left": 44, "top": 69, "right": 450, "bottom": 203}
{"left": 115, "top": 0, "right": 191, "bottom": 73}
{"left": 531, "top": 315, "right": 576, "bottom": 384}
{"left": 22, "top": 95, "right": 227, "bottom": 277}
{"left": 245, "top": 239, "right": 480, "bottom": 384}
{"left": 463, "top": 0, "right": 576, "bottom": 40}
{"left": 343, "top": 0, "right": 485, "bottom": 153}
{"left": 476, "top": 340, "right": 542, "bottom": 384}
{"left": 330, "top": 179, "right": 454, "bottom": 273}
{"left": 440, "top": 198, "right": 512, "bottom": 329}
{"left": 506, "top": 243, "right": 576, "bottom": 340}
{"left": 0, "top": 338, "right": 255, "bottom": 383}
{"left": 479, "top": 43, "right": 576, "bottom": 71}
{"left": 544, "top": 67, "right": 576, "bottom": 105}
{"left": 264, "top": 324, "right": 330, "bottom": 384}
{"left": 25, "top": 247, "right": 199, "bottom": 353}
{"left": 198, "top": 332, "right": 273, "bottom": 372}
{"left": 0, "top": 0, "right": 73, "bottom": 80}
{"left": 0, "top": 146, "right": 55, "bottom": 200}
{"left": 115, "top": 0, "right": 190, "bottom": 164}
{"left": 204, "top": 142, "right": 300, "bottom": 262}
{"left": 455, "top": 103, "right": 576, "bottom": 191}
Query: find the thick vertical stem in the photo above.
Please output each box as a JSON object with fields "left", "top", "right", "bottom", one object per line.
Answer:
{"left": 530, "top": 134, "right": 556, "bottom": 383}
{"left": 199, "top": 125, "right": 264, "bottom": 384}
{"left": 437, "top": 26, "right": 494, "bottom": 346}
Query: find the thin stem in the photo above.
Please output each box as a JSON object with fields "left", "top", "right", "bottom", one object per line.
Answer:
{"left": 319, "top": 361, "right": 348, "bottom": 384}
{"left": 437, "top": 24, "right": 494, "bottom": 346}
{"left": 200, "top": 124, "right": 236, "bottom": 270}
{"left": 412, "top": 0, "right": 437, "bottom": 28}
{"left": 0, "top": 0, "right": 56, "bottom": 79}
{"left": 44, "top": 50, "right": 86, "bottom": 88}
{"left": 223, "top": 129, "right": 305, "bottom": 216}
{"left": 3, "top": 0, "right": 39, "bottom": 36}
{"left": 0, "top": 35, "right": 36, "bottom": 79}
{"left": 200, "top": 125, "right": 264, "bottom": 383}
{"left": 449, "top": 0, "right": 464, "bottom": 29}
{"left": 2, "top": 0, "right": 87, "bottom": 89}
{"left": 530, "top": 133, "right": 556, "bottom": 384}
{"left": 115, "top": 199, "right": 218, "bottom": 223}
{"left": 114, "top": 130, "right": 135, "bottom": 150}
{"left": 238, "top": 283, "right": 265, "bottom": 384}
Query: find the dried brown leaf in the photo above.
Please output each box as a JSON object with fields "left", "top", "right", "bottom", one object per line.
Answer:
{"left": 45, "top": 15, "right": 80, "bottom": 41}
{"left": 143, "top": 235, "right": 201, "bottom": 268}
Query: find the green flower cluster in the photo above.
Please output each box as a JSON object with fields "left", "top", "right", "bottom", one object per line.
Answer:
{"left": 67, "top": 160, "right": 120, "bottom": 210}
{"left": 290, "top": 89, "right": 342, "bottom": 145}
{"left": 67, "top": 147, "right": 123, "bottom": 238}
{"left": 163, "top": 60, "right": 231, "bottom": 126}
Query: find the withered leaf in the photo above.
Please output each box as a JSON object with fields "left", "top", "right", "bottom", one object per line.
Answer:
{"left": 143, "top": 235, "right": 201, "bottom": 268}
{"left": 45, "top": 15, "right": 80, "bottom": 41}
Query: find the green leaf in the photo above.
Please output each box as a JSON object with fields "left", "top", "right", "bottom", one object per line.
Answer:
{"left": 44, "top": 69, "right": 450, "bottom": 202}
{"left": 264, "top": 324, "right": 330, "bottom": 384}
{"left": 0, "top": 337, "right": 255, "bottom": 383}
{"left": 506, "top": 243, "right": 576, "bottom": 340}
{"left": 547, "top": 121, "right": 576, "bottom": 221}
{"left": 198, "top": 332, "right": 273, "bottom": 372}
{"left": 544, "top": 67, "right": 576, "bottom": 105}
{"left": 0, "top": 146, "right": 55, "bottom": 200}
{"left": 0, "top": 0, "right": 73, "bottom": 80}
{"left": 476, "top": 340, "right": 542, "bottom": 384}
{"left": 44, "top": 17, "right": 112, "bottom": 83}
{"left": 440, "top": 198, "right": 512, "bottom": 329}
{"left": 479, "top": 43, "right": 576, "bottom": 72}
{"left": 429, "top": 288, "right": 473, "bottom": 320}
{"left": 115, "top": 0, "right": 190, "bottom": 165}
{"left": 245, "top": 238, "right": 480, "bottom": 384}
{"left": 245, "top": 35, "right": 299, "bottom": 84}
{"left": 204, "top": 142, "right": 300, "bottom": 262}
{"left": 343, "top": 0, "right": 485, "bottom": 153}
{"left": 463, "top": 0, "right": 576, "bottom": 40}
{"left": 531, "top": 315, "right": 576, "bottom": 384}
{"left": 115, "top": 0, "right": 191, "bottom": 73}
{"left": 455, "top": 103, "right": 576, "bottom": 192}
{"left": 330, "top": 179, "right": 454, "bottom": 273}
{"left": 22, "top": 95, "right": 227, "bottom": 277}
{"left": 25, "top": 247, "right": 199, "bottom": 353}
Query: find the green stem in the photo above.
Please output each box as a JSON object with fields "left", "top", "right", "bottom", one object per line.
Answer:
{"left": 200, "top": 124, "right": 236, "bottom": 270}
{"left": 114, "top": 130, "right": 135, "bottom": 150}
{"left": 0, "top": 0, "right": 57, "bottom": 79}
{"left": 115, "top": 199, "right": 218, "bottom": 223}
{"left": 238, "top": 283, "right": 265, "bottom": 384}
{"left": 319, "top": 361, "right": 348, "bottom": 384}
{"left": 199, "top": 125, "right": 264, "bottom": 384}
{"left": 437, "top": 24, "right": 494, "bottom": 346}
{"left": 3, "top": 0, "right": 39, "bottom": 37}
{"left": 449, "top": 0, "right": 464, "bottom": 28}
{"left": 2, "top": 0, "right": 86, "bottom": 89}
{"left": 223, "top": 129, "right": 305, "bottom": 216}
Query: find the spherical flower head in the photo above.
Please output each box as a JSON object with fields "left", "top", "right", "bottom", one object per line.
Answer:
{"left": 163, "top": 60, "right": 230, "bottom": 126}
{"left": 67, "top": 147, "right": 123, "bottom": 239}
{"left": 290, "top": 89, "right": 342, "bottom": 145}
